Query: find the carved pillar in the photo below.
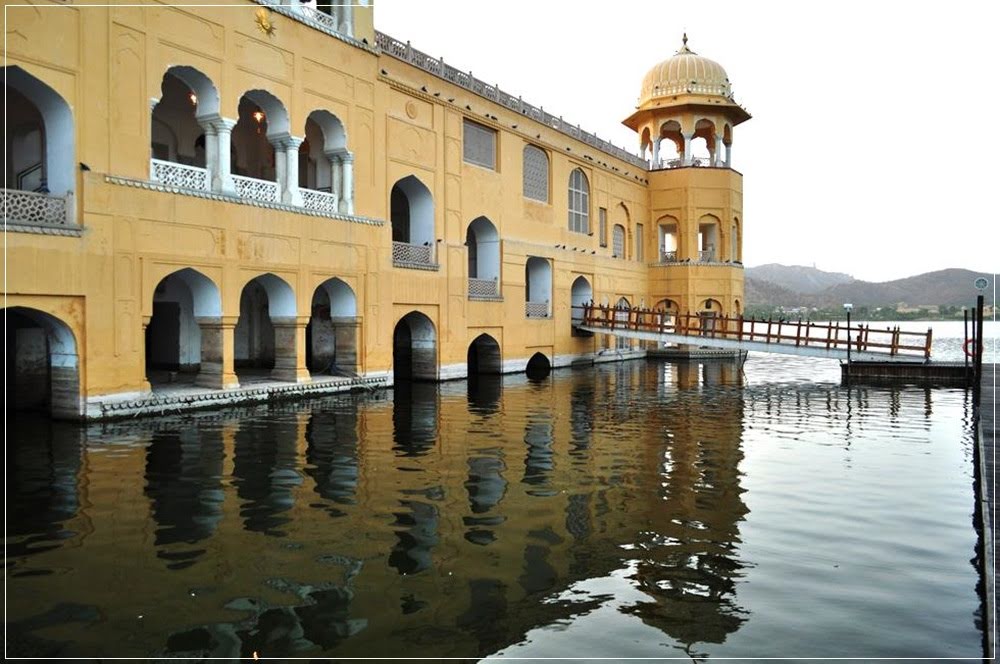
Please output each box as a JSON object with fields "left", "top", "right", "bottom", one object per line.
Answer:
{"left": 340, "top": 3, "right": 353, "bottom": 36}
{"left": 271, "top": 316, "right": 311, "bottom": 383}
{"left": 652, "top": 137, "right": 660, "bottom": 168}
{"left": 682, "top": 132, "right": 693, "bottom": 166}
{"left": 714, "top": 134, "right": 724, "bottom": 167}
{"left": 325, "top": 148, "right": 343, "bottom": 211}
{"left": 339, "top": 152, "right": 354, "bottom": 215}
{"left": 279, "top": 135, "right": 304, "bottom": 206}
{"left": 197, "top": 115, "right": 218, "bottom": 188}
{"left": 725, "top": 142, "right": 732, "bottom": 168}
{"left": 210, "top": 117, "right": 237, "bottom": 195}
{"left": 195, "top": 316, "right": 240, "bottom": 389}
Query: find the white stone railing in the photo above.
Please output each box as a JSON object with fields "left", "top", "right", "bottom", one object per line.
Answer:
{"left": 392, "top": 240, "right": 435, "bottom": 267}
{"left": 654, "top": 157, "right": 726, "bottom": 170}
{"left": 3, "top": 188, "right": 73, "bottom": 227}
{"left": 468, "top": 277, "right": 500, "bottom": 300}
{"left": 374, "top": 31, "right": 648, "bottom": 170}
{"left": 232, "top": 174, "right": 279, "bottom": 203}
{"left": 659, "top": 250, "right": 679, "bottom": 263}
{"left": 150, "top": 158, "right": 210, "bottom": 192}
{"left": 699, "top": 250, "right": 716, "bottom": 262}
{"left": 525, "top": 301, "right": 550, "bottom": 318}
{"left": 301, "top": 188, "right": 339, "bottom": 214}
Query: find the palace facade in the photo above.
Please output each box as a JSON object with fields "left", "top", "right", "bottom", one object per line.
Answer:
{"left": 5, "top": 0, "right": 749, "bottom": 419}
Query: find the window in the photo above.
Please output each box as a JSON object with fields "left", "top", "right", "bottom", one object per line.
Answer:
{"left": 635, "top": 224, "right": 644, "bottom": 261}
{"left": 463, "top": 119, "right": 496, "bottom": 169}
{"left": 568, "top": 168, "right": 589, "bottom": 233}
{"left": 522, "top": 144, "right": 549, "bottom": 202}
{"left": 598, "top": 207, "right": 608, "bottom": 247}
{"left": 612, "top": 224, "right": 625, "bottom": 259}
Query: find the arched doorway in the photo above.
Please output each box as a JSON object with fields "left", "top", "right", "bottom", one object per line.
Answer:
{"left": 5, "top": 307, "right": 80, "bottom": 419}
{"left": 466, "top": 216, "right": 500, "bottom": 299}
{"left": 525, "top": 257, "right": 552, "bottom": 318}
{"left": 235, "top": 273, "right": 302, "bottom": 382}
{"left": 467, "top": 334, "right": 501, "bottom": 375}
{"left": 300, "top": 109, "right": 352, "bottom": 214}
{"left": 525, "top": 352, "right": 551, "bottom": 380}
{"left": 701, "top": 298, "right": 723, "bottom": 336}
{"left": 570, "top": 276, "right": 593, "bottom": 326}
{"left": 307, "top": 278, "right": 358, "bottom": 376}
{"left": 145, "top": 268, "right": 223, "bottom": 390}
{"left": 231, "top": 90, "right": 290, "bottom": 203}
{"left": 393, "top": 312, "right": 437, "bottom": 383}
{"left": 390, "top": 176, "right": 435, "bottom": 267}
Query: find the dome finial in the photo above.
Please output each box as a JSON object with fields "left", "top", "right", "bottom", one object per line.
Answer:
{"left": 683, "top": 32, "right": 688, "bottom": 47}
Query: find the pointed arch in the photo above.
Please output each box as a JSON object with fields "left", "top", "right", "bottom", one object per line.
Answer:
{"left": 5, "top": 306, "right": 81, "bottom": 419}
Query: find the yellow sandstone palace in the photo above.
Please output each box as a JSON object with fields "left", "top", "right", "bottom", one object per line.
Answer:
{"left": 5, "top": 1, "right": 749, "bottom": 419}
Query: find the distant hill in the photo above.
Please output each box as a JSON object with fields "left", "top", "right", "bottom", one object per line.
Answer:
{"left": 746, "top": 264, "right": 854, "bottom": 294}
{"left": 820, "top": 269, "right": 992, "bottom": 308}
{"left": 746, "top": 266, "right": 993, "bottom": 310}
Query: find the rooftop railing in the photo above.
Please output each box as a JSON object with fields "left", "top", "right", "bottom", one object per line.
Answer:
{"left": 374, "top": 31, "right": 648, "bottom": 170}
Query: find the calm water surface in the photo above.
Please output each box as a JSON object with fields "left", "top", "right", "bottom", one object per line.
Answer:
{"left": 6, "top": 328, "right": 988, "bottom": 659}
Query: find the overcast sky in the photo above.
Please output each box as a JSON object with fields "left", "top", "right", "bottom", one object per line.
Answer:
{"left": 373, "top": 0, "right": 998, "bottom": 283}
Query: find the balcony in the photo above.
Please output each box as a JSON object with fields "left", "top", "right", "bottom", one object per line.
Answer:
{"left": 468, "top": 277, "right": 501, "bottom": 301}
{"left": 699, "top": 249, "right": 716, "bottom": 262}
{"left": 525, "top": 301, "right": 550, "bottom": 319}
{"left": 392, "top": 240, "right": 437, "bottom": 270}
{"left": 232, "top": 174, "right": 279, "bottom": 203}
{"left": 301, "top": 187, "right": 340, "bottom": 214}
{"left": 3, "top": 188, "right": 76, "bottom": 231}
{"left": 652, "top": 157, "right": 726, "bottom": 171}
{"left": 150, "top": 158, "right": 210, "bottom": 192}
{"left": 659, "top": 250, "right": 678, "bottom": 264}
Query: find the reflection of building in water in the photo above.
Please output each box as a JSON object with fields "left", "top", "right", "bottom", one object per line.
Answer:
{"left": 232, "top": 415, "right": 303, "bottom": 536}
{"left": 144, "top": 427, "right": 224, "bottom": 568}
{"left": 392, "top": 382, "right": 439, "bottom": 456}
{"left": 6, "top": 416, "right": 84, "bottom": 563}
{"left": 304, "top": 405, "right": 360, "bottom": 518}
{"left": 625, "top": 367, "right": 750, "bottom": 652}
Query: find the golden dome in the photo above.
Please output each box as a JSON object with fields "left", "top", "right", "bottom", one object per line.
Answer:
{"left": 639, "top": 35, "right": 732, "bottom": 107}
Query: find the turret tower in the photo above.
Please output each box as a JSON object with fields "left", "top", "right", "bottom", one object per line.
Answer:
{"left": 625, "top": 35, "right": 751, "bottom": 327}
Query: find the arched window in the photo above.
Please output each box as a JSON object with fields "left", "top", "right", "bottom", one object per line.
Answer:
{"left": 523, "top": 144, "right": 549, "bottom": 202}
{"left": 5, "top": 66, "right": 75, "bottom": 228}
{"left": 568, "top": 168, "right": 589, "bottom": 233}
{"left": 612, "top": 224, "right": 626, "bottom": 259}
{"left": 299, "top": 109, "right": 352, "bottom": 214}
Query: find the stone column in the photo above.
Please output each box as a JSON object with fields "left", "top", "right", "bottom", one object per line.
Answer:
{"left": 326, "top": 149, "right": 343, "bottom": 212}
{"left": 724, "top": 142, "right": 732, "bottom": 168}
{"left": 195, "top": 316, "right": 240, "bottom": 389}
{"left": 197, "top": 115, "right": 218, "bottom": 188}
{"left": 211, "top": 117, "right": 237, "bottom": 195}
{"left": 272, "top": 135, "right": 287, "bottom": 202}
{"left": 652, "top": 137, "right": 660, "bottom": 168}
{"left": 339, "top": 3, "right": 353, "bottom": 36}
{"left": 271, "top": 316, "right": 311, "bottom": 383}
{"left": 280, "top": 135, "right": 304, "bottom": 206}
{"left": 714, "top": 134, "right": 724, "bottom": 167}
{"left": 339, "top": 152, "right": 354, "bottom": 215}
{"left": 682, "top": 132, "right": 693, "bottom": 166}
{"left": 331, "top": 316, "right": 361, "bottom": 374}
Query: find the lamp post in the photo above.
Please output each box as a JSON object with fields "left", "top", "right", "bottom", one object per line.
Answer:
{"left": 843, "top": 303, "right": 853, "bottom": 364}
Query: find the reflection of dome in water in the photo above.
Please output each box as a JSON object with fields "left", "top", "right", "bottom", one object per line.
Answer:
{"left": 639, "top": 34, "right": 733, "bottom": 107}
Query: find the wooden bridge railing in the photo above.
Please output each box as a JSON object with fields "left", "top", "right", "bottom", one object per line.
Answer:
{"left": 575, "top": 303, "right": 933, "bottom": 360}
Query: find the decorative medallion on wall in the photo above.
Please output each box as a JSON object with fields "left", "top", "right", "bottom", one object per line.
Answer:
{"left": 405, "top": 101, "right": 418, "bottom": 119}
{"left": 254, "top": 8, "right": 276, "bottom": 37}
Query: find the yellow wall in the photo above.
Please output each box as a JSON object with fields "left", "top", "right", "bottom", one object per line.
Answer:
{"left": 5, "top": 0, "right": 745, "bottom": 409}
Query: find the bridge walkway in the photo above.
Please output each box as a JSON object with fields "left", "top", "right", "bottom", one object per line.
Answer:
{"left": 575, "top": 304, "right": 933, "bottom": 364}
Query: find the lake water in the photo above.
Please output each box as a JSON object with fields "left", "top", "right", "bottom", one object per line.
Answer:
{"left": 5, "top": 321, "right": 991, "bottom": 659}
